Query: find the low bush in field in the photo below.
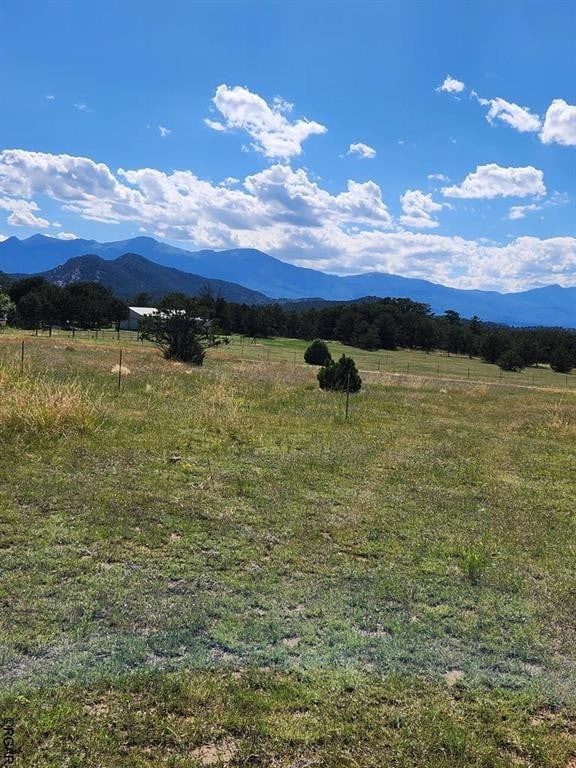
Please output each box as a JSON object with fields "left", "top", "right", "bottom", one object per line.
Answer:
{"left": 304, "top": 339, "right": 332, "bottom": 366}
{"left": 0, "top": 369, "right": 101, "bottom": 439}
{"left": 318, "top": 354, "right": 362, "bottom": 392}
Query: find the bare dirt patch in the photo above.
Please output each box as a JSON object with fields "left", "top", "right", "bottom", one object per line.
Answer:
{"left": 190, "top": 738, "right": 238, "bottom": 766}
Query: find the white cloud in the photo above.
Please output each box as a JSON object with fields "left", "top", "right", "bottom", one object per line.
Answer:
{"left": 1, "top": 148, "right": 575, "bottom": 291}
{"left": 476, "top": 96, "right": 541, "bottom": 132}
{"left": 56, "top": 231, "right": 78, "bottom": 240}
{"left": 442, "top": 163, "right": 546, "bottom": 199}
{"left": 272, "top": 96, "right": 293, "bottom": 114}
{"left": 0, "top": 149, "right": 140, "bottom": 224}
{"left": 540, "top": 99, "right": 576, "bottom": 146}
{"left": 220, "top": 176, "right": 240, "bottom": 187}
{"left": 206, "top": 84, "right": 327, "bottom": 159}
{"left": 0, "top": 197, "right": 50, "bottom": 228}
{"left": 74, "top": 102, "right": 88, "bottom": 111}
{"left": 507, "top": 204, "right": 542, "bottom": 220}
{"left": 158, "top": 126, "right": 171, "bottom": 138}
{"left": 46, "top": 94, "right": 55, "bottom": 101}
{"left": 428, "top": 173, "right": 449, "bottom": 182}
{"left": 347, "top": 142, "right": 376, "bottom": 159}
{"left": 243, "top": 164, "right": 392, "bottom": 228}
{"left": 0, "top": 234, "right": 8, "bottom": 242}
{"left": 204, "top": 118, "right": 226, "bottom": 132}
{"left": 436, "top": 75, "right": 465, "bottom": 94}
{"left": 399, "top": 189, "right": 443, "bottom": 229}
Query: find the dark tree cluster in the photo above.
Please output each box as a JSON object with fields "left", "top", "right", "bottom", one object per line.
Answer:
{"left": 197, "top": 293, "right": 576, "bottom": 374}
{"left": 8, "top": 278, "right": 128, "bottom": 331}
{"left": 5, "top": 278, "right": 576, "bottom": 374}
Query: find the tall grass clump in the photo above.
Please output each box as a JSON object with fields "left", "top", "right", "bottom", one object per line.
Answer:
{"left": 460, "top": 544, "right": 490, "bottom": 585}
{"left": 201, "top": 376, "right": 245, "bottom": 437}
{"left": 544, "top": 399, "right": 576, "bottom": 436}
{"left": 0, "top": 368, "right": 101, "bottom": 439}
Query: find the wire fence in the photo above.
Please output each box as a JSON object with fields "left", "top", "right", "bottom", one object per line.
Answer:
{"left": 1, "top": 328, "right": 575, "bottom": 393}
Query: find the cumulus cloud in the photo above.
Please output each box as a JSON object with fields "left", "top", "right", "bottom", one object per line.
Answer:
{"left": 399, "top": 189, "right": 443, "bottom": 229}
{"left": 442, "top": 163, "right": 546, "bottom": 199}
{"left": 56, "top": 231, "right": 78, "bottom": 240}
{"left": 0, "top": 197, "right": 50, "bottom": 228}
{"left": 476, "top": 95, "right": 541, "bottom": 132}
{"left": 158, "top": 126, "right": 171, "bottom": 138}
{"left": 206, "top": 84, "right": 327, "bottom": 159}
{"left": 347, "top": 142, "right": 376, "bottom": 159}
{"left": 540, "top": 99, "right": 576, "bottom": 146}
{"left": 243, "top": 164, "right": 392, "bottom": 228}
{"left": 1, "top": 148, "right": 575, "bottom": 291}
{"left": 507, "top": 204, "right": 542, "bottom": 220}
{"left": 436, "top": 75, "right": 465, "bottom": 94}
{"left": 428, "top": 173, "right": 449, "bottom": 182}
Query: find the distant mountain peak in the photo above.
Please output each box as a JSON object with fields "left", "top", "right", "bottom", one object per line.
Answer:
{"left": 0, "top": 233, "right": 574, "bottom": 327}
{"left": 36, "top": 252, "right": 269, "bottom": 304}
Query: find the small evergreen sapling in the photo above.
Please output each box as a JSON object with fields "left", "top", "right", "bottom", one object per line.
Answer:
{"left": 318, "top": 354, "right": 362, "bottom": 392}
{"left": 304, "top": 339, "right": 332, "bottom": 366}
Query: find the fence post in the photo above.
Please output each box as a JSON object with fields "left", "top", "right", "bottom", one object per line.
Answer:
{"left": 118, "top": 349, "right": 123, "bottom": 392}
{"left": 345, "top": 372, "right": 351, "bottom": 420}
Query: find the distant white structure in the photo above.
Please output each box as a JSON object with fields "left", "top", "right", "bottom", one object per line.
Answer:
{"left": 120, "top": 306, "right": 158, "bottom": 331}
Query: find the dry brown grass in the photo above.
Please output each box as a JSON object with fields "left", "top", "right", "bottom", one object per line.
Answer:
{"left": 0, "top": 368, "right": 101, "bottom": 439}
{"left": 543, "top": 399, "right": 576, "bottom": 436}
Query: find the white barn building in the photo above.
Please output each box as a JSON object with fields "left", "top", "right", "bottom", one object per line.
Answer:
{"left": 120, "top": 306, "right": 158, "bottom": 331}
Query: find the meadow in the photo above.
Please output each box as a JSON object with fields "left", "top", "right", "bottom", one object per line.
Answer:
{"left": 0, "top": 329, "right": 575, "bottom": 766}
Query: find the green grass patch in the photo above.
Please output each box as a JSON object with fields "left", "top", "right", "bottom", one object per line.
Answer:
{"left": 0, "top": 332, "right": 575, "bottom": 764}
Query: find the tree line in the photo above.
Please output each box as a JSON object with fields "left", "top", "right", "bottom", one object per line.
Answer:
{"left": 199, "top": 292, "right": 576, "bottom": 373}
{"left": 1, "top": 277, "right": 128, "bottom": 330}
{"left": 2, "top": 276, "right": 575, "bottom": 372}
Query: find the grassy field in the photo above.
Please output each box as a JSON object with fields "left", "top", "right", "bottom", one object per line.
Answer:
{"left": 5, "top": 326, "right": 576, "bottom": 391}
{"left": 1, "top": 330, "right": 575, "bottom": 766}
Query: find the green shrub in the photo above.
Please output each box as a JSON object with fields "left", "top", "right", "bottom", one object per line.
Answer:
{"left": 318, "top": 354, "right": 362, "bottom": 392}
{"left": 497, "top": 349, "right": 525, "bottom": 372}
{"left": 304, "top": 339, "right": 332, "bottom": 366}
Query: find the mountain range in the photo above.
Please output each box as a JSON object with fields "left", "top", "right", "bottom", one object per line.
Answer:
{"left": 36, "top": 252, "right": 269, "bottom": 304}
{"left": 1, "top": 234, "right": 575, "bottom": 328}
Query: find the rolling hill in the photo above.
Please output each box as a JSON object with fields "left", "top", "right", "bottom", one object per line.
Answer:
{"left": 36, "top": 252, "right": 270, "bottom": 304}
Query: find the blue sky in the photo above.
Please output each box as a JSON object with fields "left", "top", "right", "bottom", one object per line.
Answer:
{"left": 1, "top": 0, "right": 575, "bottom": 290}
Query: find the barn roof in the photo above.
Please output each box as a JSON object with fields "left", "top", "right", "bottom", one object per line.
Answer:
{"left": 128, "top": 306, "right": 158, "bottom": 317}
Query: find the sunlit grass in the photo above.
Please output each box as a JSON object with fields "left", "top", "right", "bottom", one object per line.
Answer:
{"left": 0, "top": 330, "right": 575, "bottom": 765}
